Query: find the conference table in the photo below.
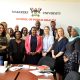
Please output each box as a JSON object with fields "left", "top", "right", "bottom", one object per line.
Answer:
{"left": 0, "top": 64, "right": 54, "bottom": 80}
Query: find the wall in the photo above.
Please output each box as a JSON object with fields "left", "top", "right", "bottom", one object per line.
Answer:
{"left": 0, "top": 0, "right": 80, "bottom": 36}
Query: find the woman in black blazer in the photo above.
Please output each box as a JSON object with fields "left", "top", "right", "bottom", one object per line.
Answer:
{"left": 9, "top": 31, "right": 25, "bottom": 64}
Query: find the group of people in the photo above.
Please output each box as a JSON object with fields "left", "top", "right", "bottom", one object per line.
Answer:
{"left": 0, "top": 20, "right": 80, "bottom": 80}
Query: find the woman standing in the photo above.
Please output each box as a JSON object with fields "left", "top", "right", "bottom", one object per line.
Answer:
{"left": 8, "top": 28, "right": 14, "bottom": 40}
{"left": 64, "top": 27, "right": 80, "bottom": 77}
{"left": 25, "top": 27, "right": 42, "bottom": 65}
{"left": 0, "top": 23, "right": 8, "bottom": 65}
{"left": 9, "top": 31, "right": 25, "bottom": 64}
{"left": 21, "top": 27, "right": 28, "bottom": 40}
{"left": 52, "top": 28, "right": 68, "bottom": 80}
{"left": 38, "top": 26, "right": 54, "bottom": 70}
{"left": 42, "top": 26, "right": 54, "bottom": 57}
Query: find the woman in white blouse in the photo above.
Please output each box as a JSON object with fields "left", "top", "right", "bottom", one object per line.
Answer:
{"left": 38, "top": 26, "right": 54, "bottom": 71}
{"left": 42, "top": 26, "right": 54, "bottom": 57}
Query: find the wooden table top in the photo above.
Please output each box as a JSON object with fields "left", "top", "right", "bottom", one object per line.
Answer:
{"left": 0, "top": 64, "right": 54, "bottom": 80}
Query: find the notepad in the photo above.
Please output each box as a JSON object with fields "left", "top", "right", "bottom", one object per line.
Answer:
{"left": 30, "top": 70, "right": 44, "bottom": 76}
{"left": 22, "top": 65, "right": 29, "bottom": 69}
{"left": 30, "top": 70, "right": 53, "bottom": 76}
{"left": 29, "top": 66, "right": 37, "bottom": 69}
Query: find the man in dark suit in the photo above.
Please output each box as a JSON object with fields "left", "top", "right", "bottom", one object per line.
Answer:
{"left": 67, "top": 26, "right": 72, "bottom": 37}
{"left": 50, "top": 21, "right": 57, "bottom": 40}
{"left": 29, "top": 20, "right": 44, "bottom": 36}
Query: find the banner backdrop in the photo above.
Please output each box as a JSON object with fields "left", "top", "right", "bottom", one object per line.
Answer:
{"left": 0, "top": 0, "right": 80, "bottom": 36}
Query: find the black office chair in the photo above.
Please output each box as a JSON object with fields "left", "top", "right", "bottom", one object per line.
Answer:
{"left": 38, "top": 56, "right": 55, "bottom": 71}
{"left": 64, "top": 71, "right": 80, "bottom": 80}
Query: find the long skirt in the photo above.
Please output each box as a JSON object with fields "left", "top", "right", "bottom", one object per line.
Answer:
{"left": 25, "top": 53, "right": 42, "bottom": 65}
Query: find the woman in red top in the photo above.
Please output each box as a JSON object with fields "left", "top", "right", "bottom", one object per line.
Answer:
{"left": 25, "top": 27, "right": 42, "bottom": 65}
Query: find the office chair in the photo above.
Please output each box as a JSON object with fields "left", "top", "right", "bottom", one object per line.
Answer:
{"left": 38, "top": 56, "right": 55, "bottom": 71}
{"left": 64, "top": 71, "right": 80, "bottom": 80}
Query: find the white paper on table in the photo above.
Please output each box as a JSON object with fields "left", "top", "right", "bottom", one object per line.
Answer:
{"left": 9, "top": 66, "right": 21, "bottom": 71}
{"left": 22, "top": 65, "right": 29, "bottom": 69}
{"left": 29, "top": 66, "right": 37, "bottom": 69}
{"left": 30, "top": 70, "right": 53, "bottom": 76}
{"left": 0, "top": 66, "right": 7, "bottom": 73}
{"left": 30, "top": 70, "right": 44, "bottom": 76}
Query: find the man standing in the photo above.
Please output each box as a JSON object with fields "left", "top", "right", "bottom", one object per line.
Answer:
{"left": 67, "top": 26, "right": 72, "bottom": 37}
{"left": 29, "top": 20, "right": 44, "bottom": 36}
{"left": 50, "top": 21, "right": 57, "bottom": 40}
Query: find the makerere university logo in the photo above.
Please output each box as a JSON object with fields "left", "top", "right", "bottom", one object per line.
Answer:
{"left": 30, "top": 8, "right": 42, "bottom": 17}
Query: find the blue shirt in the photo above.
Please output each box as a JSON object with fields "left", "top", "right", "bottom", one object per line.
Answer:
{"left": 43, "top": 35, "right": 54, "bottom": 52}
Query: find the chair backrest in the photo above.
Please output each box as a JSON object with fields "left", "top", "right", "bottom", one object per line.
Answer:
{"left": 64, "top": 71, "right": 80, "bottom": 80}
{"left": 38, "top": 56, "right": 55, "bottom": 71}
